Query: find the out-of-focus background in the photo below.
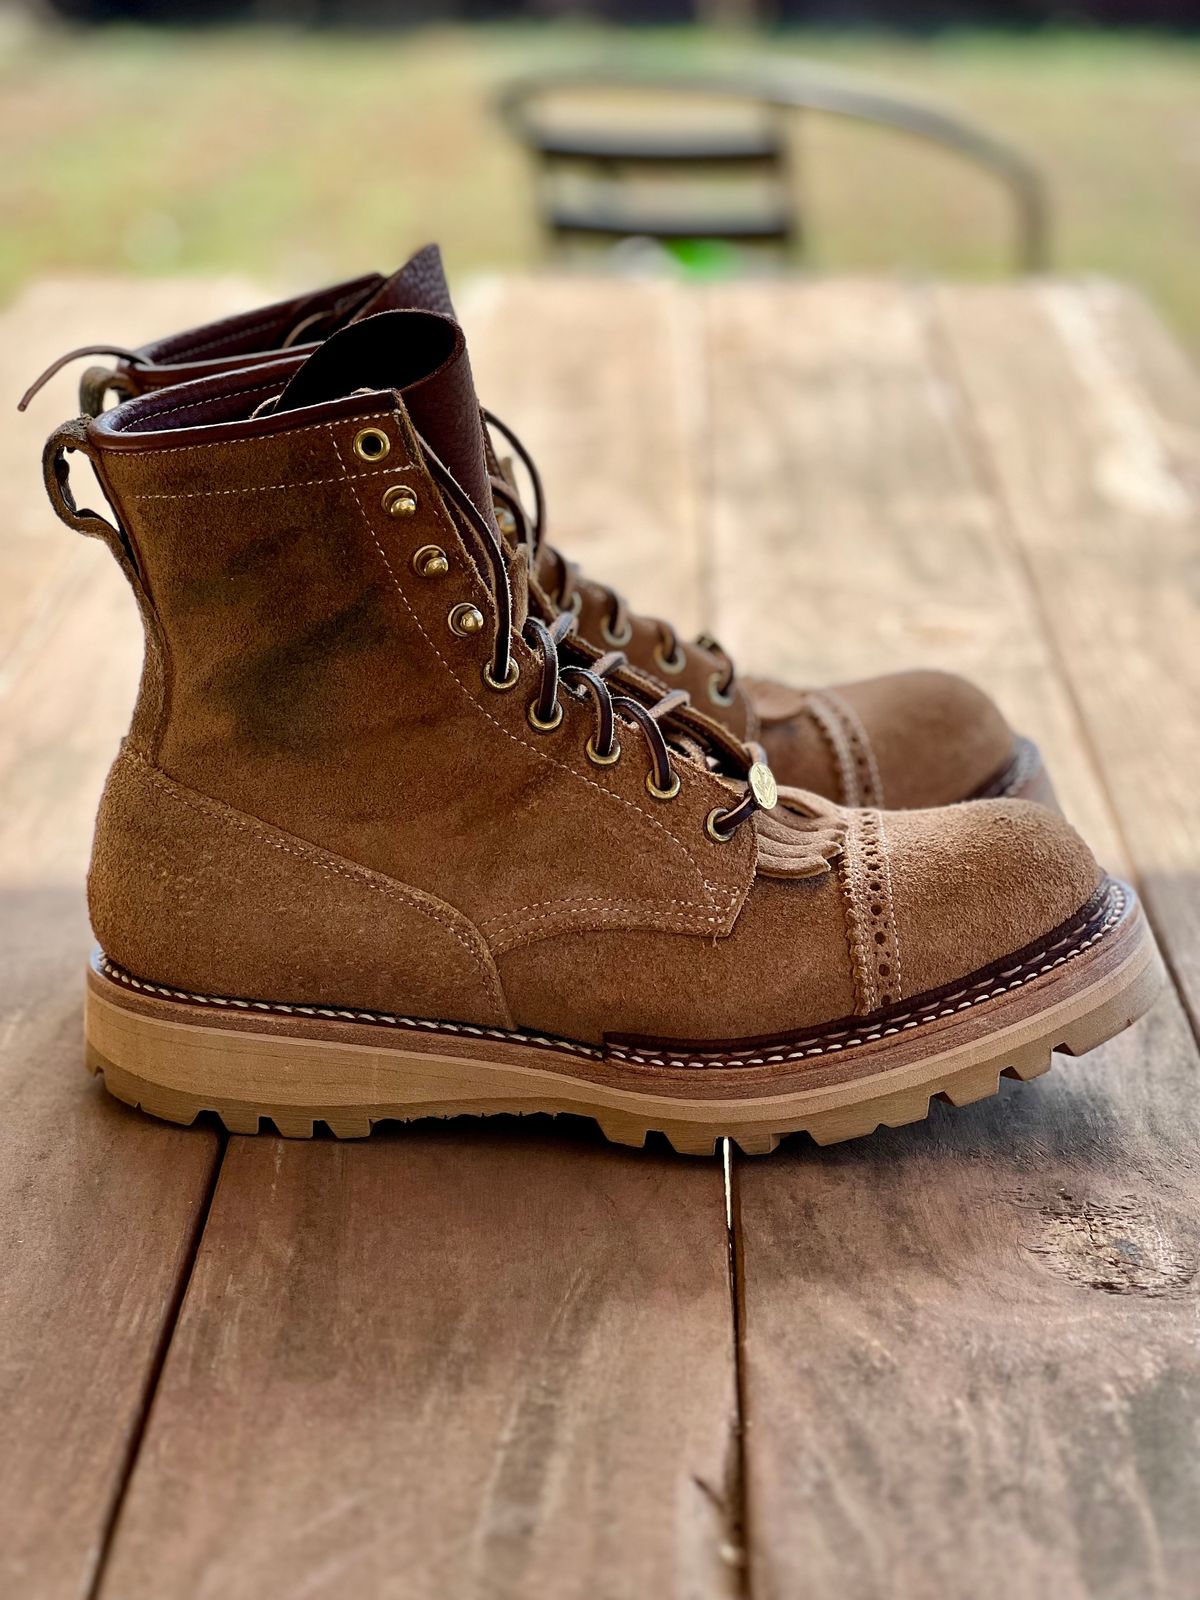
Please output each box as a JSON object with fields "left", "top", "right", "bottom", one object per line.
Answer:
{"left": 3, "top": 0, "right": 1198, "bottom": 349}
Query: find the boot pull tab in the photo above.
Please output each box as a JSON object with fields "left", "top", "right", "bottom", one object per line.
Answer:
{"left": 42, "top": 417, "right": 143, "bottom": 581}
{"left": 79, "top": 364, "right": 137, "bottom": 418}
{"left": 18, "top": 344, "right": 143, "bottom": 415}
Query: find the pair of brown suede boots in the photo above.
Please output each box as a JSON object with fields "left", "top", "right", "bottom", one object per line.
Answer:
{"left": 29, "top": 245, "right": 1162, "bottom": 1154}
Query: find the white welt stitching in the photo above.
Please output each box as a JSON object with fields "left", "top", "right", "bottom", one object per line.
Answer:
{"left": 97, "top": 882, "right": 1127, "bottom": 1072}
{"left": 95, "top": 953, "right": 601, "bottom": 1059}
{"left": 609, "top": 885, "right": 1127, "bottom": 1067}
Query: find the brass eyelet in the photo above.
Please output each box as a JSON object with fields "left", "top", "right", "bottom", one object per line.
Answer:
{"left": 495, "top": 506, "right": 518, "bottom": 538}
{"left": 354, "top": 427, "right": 391, "bottom": 463}
{"left": 448, "top": 603, "right": 485, "bottom": 637}
{"left": 564, "top": 591, "right": 583, "bottom": 617}
{"left": 601, "top": 616, "right": 633, "bottom": 648}
{"left": 483, "top": 660, "right": 520, "bottom": 691}
{"left": 706, "top": 807, "right": 735, "bottom": 842}
{"left": 527, "top": 700, "right": 564, "bottom": 732}
{"left": 382, "top": 484, "right": 417, "bottom": 518}
{"left": 708, "top": 672, "right": 735, "bottom": 708}
{"left": 586, "top": 736, "right": 621, "bottom": 767}
{"left": 646, "top": 770, "right": 682, "bottom": 801}
{"left": 653, "top": 642, "right": 686, "bottom": 676}
{"left": 412, "top": 545, "right": 449, "bottom": 579}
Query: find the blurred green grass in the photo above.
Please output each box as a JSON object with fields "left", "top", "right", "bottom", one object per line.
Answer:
{"left": 2, "top": 19, "right": 1197, "bottom": 348}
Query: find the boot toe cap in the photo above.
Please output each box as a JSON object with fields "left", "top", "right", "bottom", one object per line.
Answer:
{"left": 880, "top": 798, "right": 1104, "bottom": 1001}
{"left": 834, "top": 669, "right": 1017, "bottom": 809}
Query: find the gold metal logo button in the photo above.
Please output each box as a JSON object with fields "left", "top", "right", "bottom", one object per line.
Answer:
{"left": 748, "top": 761, "right": 778, "bottom": 812}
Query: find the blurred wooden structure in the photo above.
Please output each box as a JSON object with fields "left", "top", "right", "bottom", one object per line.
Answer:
{"left": 500, "top": 66, "right": 1049, "bottom": 270}
{"left": 2, "top": 272, "right": 1198, "bottom": 1600}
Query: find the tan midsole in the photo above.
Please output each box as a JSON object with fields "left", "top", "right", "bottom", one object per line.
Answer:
{"left": 85, "top": 900, "right": 1161, "bottom": 1134}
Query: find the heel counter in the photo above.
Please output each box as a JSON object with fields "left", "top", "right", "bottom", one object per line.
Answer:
{"left": 88, "top": 749, "right": 512, "bottom": 1029}
{"left": 88, "top": 748, "right": 146, "bottom": 964}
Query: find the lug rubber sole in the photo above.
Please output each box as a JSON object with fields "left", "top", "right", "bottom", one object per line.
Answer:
{"left": 84, "top": 880, "right": 1162, "bottom": 1157}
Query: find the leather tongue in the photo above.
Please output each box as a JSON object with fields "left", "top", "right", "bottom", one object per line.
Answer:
{"left": 350, "top": 243, "right": 457, "bottom": 321}
{"left": 273, "top": 308, "right": 496, "bottom": 526}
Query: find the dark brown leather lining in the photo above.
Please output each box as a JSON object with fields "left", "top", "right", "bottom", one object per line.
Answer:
{"left": 137, "top": 274, "right": 383, "bottom": 365}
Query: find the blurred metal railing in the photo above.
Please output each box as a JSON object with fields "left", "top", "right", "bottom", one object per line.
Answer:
{"left": 499, "top": 64, "right": 1049, "bottom": 273}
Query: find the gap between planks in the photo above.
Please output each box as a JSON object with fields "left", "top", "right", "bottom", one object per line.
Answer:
{"left": 89, "top": 275, "right": 746, "bottom": 1600}
{"left": 705, "top": 277, "right": 1200, "bottom": 1600}
{"left": 0, "top": 277, "right": 257, "bottom": 1600}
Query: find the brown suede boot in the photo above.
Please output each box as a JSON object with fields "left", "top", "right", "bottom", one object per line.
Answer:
{"left": 41, "top": 305, "right": 1160, "bottom": 1153}
{"left": 27, "top": 246, "right": 1053, "bottom": 812}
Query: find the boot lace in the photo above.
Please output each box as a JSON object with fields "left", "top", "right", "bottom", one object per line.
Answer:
{"left": 424, "top": 439, "right": 765, "bottom": 839}
{"left": 483, "top": 408, "right": 738, "bottom": 704}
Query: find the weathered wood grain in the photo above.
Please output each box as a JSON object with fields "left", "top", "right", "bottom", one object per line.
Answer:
{"left": 97, "top": 1127, "right": 739, "bottom": 1600}
{"left": 702, "top": 278, "right": 1123, "bottom": 862}
{"left": 713, "top": 279, "right": 1200, "bottom": 1600}
{"left": 732, "top": 991, "right": 1200, "bottom": 1600}
{"left": 937, "top": 280, "right": 1200, "bottom": 1027}
{"left": 0, "top": 282, "right": 255, "bottom": 1600}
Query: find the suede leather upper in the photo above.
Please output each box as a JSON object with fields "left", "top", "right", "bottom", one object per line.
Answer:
{"left": 747, "top": 670, "right": 1018, "bottom": 809}
{"left": 45, "top": 307, "right": 1103, "bottom": 1051}
{"left": 79, "top": 246, "right": 1029, "bottom": 813}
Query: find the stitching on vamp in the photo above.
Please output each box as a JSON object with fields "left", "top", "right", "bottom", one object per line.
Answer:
{"left": 484, "top": 899, "right": 733, "bottom": 956}
{"left": 480, "top": 889, "right": 728, "bottom": 928}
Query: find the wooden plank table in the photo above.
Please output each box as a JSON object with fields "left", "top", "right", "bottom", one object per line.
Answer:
{"left": 3, "top": 274, "right": 1197, "bottom": 1600}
